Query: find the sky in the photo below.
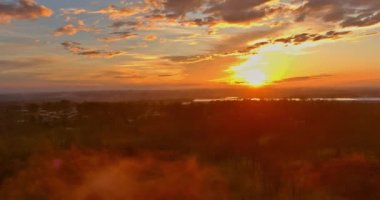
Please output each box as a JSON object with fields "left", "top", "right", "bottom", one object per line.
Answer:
{"left": 0, "top": 0, "right": 380, "bottom": 92}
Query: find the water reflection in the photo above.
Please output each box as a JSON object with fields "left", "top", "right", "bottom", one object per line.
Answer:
{"left": 189, "top": 97, "right": 380, "bottom": 103}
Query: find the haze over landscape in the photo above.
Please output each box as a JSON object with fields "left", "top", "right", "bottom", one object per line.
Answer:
{"left": 1, "top": 1, "right": 380, "bottom": 200}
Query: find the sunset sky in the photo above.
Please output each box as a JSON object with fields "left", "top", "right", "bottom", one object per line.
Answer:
{"left": 0, "top": 0, "right": 380, "bottom": 92}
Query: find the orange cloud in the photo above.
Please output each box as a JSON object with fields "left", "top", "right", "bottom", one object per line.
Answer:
{"left": 93, "top": 4, "right": 147, "bottom": 20}
{"left": 273, "top": 74, "right": 333, "bottom": 84}
{"left": 0, "top": 0, "right": 53, "bottom": 24}
{"left": 99, "top": 31, "right": 137, "bottom": 43}
{"left": 144, "top": 35, "right": 158, "bottom": 41}
{"left": 61, "top": 41, "right": 126, "bottom": 58}
{"left": 53, "top": 23, "right": 98, "bottom": 37}
{"left": 165, "top": 30, "right": 351, "bottom": 64}
{"left": 94, "top": 69, "right": 147, "bottom": 80}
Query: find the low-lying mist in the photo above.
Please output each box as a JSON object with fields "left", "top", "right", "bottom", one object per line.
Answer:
{"left": 0, "top": 150, "right": 228, "bottom": 200}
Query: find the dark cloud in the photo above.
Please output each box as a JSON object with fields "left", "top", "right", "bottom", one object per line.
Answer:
{"left": 205, "top": 0, "right": 275, "bottom": 24}
{"left": 236, "top": 41, "right": 270, "bottom": 54}
{"left": 157, "top": 0, "right": 380, "bottom": 28}
{"left": 148, "top": 0, "right": 281, "bottom": 26}
{"left": 0, "top": 0, "right": 53, "bottom": 23}
{"left": 60, "top": 0, "right": 380, "bottom": 32}
{"left": 274, "top": 31, "right": 351, "bottom": 45}
{"left": 342, "top": 12, "right": 380, "bottom": 28}
{"left": 158, "top": 74, "right": 178, "bottom": 77}
{"left": 164, "top": 54, "right": 214, "bottom": 63}
{"left": 160, "top": 0, "right": 203, "bottom": 19}
{"left": 61, "top": 41, "right": 126, "bottom": 58}
{"left": 180, "top": 16, "right": 219, "bottom": 27}
{"left": 296, "top": 0, "right": 380, "bottom": 28}
{"left": 110, "top": 21, "right": 143, "bottom": 29}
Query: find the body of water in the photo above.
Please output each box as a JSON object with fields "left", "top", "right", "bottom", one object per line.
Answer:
{"left": 190, "top": 97, "right": 380, "bottom": 103}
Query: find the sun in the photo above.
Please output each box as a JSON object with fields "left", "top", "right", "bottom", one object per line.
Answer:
{"left": 222, "top": 51, "right": 291, "bottom": 87}
{"left": 238, "top": 69, "right": 268, "bottom": 87}
{"left": 225, "top": 55, "right": 269, "bottom": 87}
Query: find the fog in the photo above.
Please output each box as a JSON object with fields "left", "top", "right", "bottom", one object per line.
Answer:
{"left": 0, "top": 150, "right": 228, "bottom": 200}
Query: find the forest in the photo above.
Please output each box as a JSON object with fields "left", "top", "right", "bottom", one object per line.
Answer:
{"left": 0, "top": 100, "right": 379, "bottom": 200}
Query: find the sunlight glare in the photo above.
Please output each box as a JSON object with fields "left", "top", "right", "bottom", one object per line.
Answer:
{"left": 227, "top": 55, "right": 269, "bottom": 87}
{"left": 236, "top": 68, "right": 267, "bottom": 87}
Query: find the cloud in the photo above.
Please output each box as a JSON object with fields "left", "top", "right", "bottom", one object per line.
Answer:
{"left": 144, "top": 35, "right": 158, "bottom": 41}
{"left": 164, "top": 30, "right": 350, "bottom": 64}
{"left": 274, "top": 31, "right": 351, "bottom": 45}
{"left": 0, "top": 57, "right": 54, "bottom": 72}
{"left": 163, "top": 41, "right": 269, "bottom": 64}
{"left": 60, "top": 8, "right": 87, "bottom": 15}
{"left": 158, "top": 73, "right": 179, "bottom": 77}
{"left": 164, "top": 54, "right": 214, "bottom": 64}
{"left": 146, "top": 0, "right": 293, "bottom": 28}
{"left": 94, "top": 70, "right": 147, "bottom": 79}
{"left": 53, "top": 23, "right": 98, "bottom": 37}
{"left": 99, "top": 31, "right": 137, "bottom": 43}
{"left": 110, "top": 20, "right": 144, "bottom": 29}
{"left": 296, "top": 0, "right": 380, "bottom": 28}
{"left": 61, "top": 5, "right": 144, "bottom": 20}
{"left": 274, "top": 74, "right": 332, "bottom": 84}
{"left": 0, "top": 0, "right": 53, "bottom": 23}
{"left": 61, "top": 2, "right": 154, "bottom": 21}
{"left": 179, "top": 16, "right": 220, "bottom": 27}
{"left": 214, "top": 26, "right": 286, "bottom": 52}
{"left": 61, "top": 41, "right": 126, "bottom": 58}
{"left": 342, "top": 12, "right": 380, "bottom": 28}
{"left": 58, "top": 0, "right": 380, "bottom": 32}
{"left": 204, "top": 0, "right": 275, "bottom": 24}
{"left": 159, "top": 0, "right": 203, "bottom": 19}
{"left": 160, "top": 29, "right": 275, "bottom": 65}
{"left": 92, "top": 4, "right": 148, "bottom": 20}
